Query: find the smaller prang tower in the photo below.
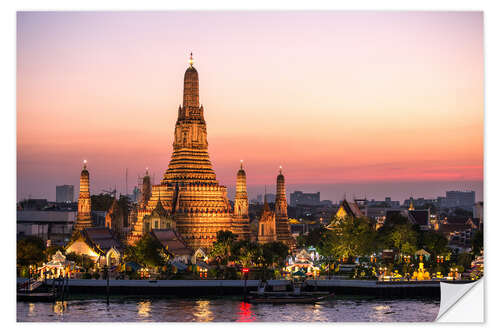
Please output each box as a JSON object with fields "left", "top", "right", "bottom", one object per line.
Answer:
{"left": 231, "top": 160, "right": 250, "bottom": 240}
{"left": 257, "top": 195, "right": 277, "bottom": 244}
{"left": 275, "top": 166, "right": 293, "bottom": 246}
{"left": 140, "top": 169, "right": 152, "bottom": 208}
{"left": 75, "top": 160, "right": 93, "bottom": 231}
{"left": 105, "top": 198, "right": 124, "bottom": 238}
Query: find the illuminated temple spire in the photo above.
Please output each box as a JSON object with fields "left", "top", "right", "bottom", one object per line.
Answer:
{"left": 274, "top": 166, "right": 294, "bottom": 247}
{"left": 231, "top": 160, "right": 250, "bottom": 240}
{"left": 75, "top": 160, "right": 93, "bottom": 231}
{"left": 162, "top": 53, "right": 217, "bottom": 185}
{"left": 234, "top": 160, "right": 248, "bottom": 217}
{"left": 258, "top": 186, "right": 277, "bottom": 244}
{"left": 140, "top": 168, "right": 152, "bottom": 208}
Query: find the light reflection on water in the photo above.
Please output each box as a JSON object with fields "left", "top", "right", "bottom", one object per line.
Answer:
{"left": 137, "top": 301, "right": 151, "bottom": 319}
{"left": 193, "top": 300, "right": 213, "bottom": 322}
{"left": 17, "top": 297, "right": 439, "bottom": 322}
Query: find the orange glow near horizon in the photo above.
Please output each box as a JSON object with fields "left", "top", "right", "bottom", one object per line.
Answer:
{"left": 17, "top": 12, "right": 483, "bottom": 201}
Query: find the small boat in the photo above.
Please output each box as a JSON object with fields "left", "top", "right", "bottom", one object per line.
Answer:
{"left": 247, "top": 293, "right": 332, "bottom": 304}
{"left": 246, "top": 281, "right": 334, "bottom": 304}
{"left": 17, "top": 292, "right": 56, "bottom": 302}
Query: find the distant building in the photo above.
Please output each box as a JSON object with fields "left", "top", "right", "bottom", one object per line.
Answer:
{"left": 131, "top": 186, "right": 140, "bottom": 203}
{"left": 264, "top": 193, "right": 276, "bottom": 203}
{"left": 320, "top": 200, "right": 333, "bottom": 207}
{"left": 56, "top": 185, "right": 74, "bottom": 203}
{"left": 366, "top": 197, "right": 400, "bottom": 208}
{"left": 384, "top": 207, "right": 430, "bottom": 230}
{"left": 290, "top": 191, "right": 320, "bottom": 207}
{"left": 18, "top": 199, "right": 49, "bottom": 211}
{"left": 17, "top": 211, "right": 76, "bottom": 246}
{"left": 444, "top": 191, "right": 476, "bottom": 211}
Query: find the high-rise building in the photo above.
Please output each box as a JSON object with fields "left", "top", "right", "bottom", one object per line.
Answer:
{"left": 56, "top": 185, "right": 74, "bottom": 203}
{"left": 75, "top": 161, "right": 92, "bottom": 231}
{"left": 256, "top": 194, "right": 263, "bottom": 204}
{"left": 264, "top": 193, "right": 276, "bottom": 203}
{"left": 445, "top": 191, "right": 476, "bottom": 211}
{"left": 290, "top": 191, "right": 320, "bottom": 206}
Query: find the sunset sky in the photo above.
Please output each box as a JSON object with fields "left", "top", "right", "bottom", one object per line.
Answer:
{"left": 17, "top": 11, "right": 483, "bottom": 202}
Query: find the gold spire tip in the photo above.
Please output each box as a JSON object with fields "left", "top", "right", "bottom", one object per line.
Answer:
{"left": 189, "top": 52, "right": 194, "bottom": 67}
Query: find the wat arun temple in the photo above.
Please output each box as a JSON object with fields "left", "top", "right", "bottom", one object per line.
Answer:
{"left": 74, "top": 54, "right": 294, "bottom": 251}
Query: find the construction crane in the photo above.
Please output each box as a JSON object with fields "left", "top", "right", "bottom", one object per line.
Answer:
{"left": 101, "top": 188, "right": 117, "bottom": 197}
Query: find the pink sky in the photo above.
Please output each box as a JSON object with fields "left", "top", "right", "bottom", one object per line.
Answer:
{"left": 17, "top": 11, "right": 483, "bottom": 202}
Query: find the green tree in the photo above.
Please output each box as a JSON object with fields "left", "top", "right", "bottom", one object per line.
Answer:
{"left": 457, "top": 252, "right": 474, "bottom": 270}
{"left": 231, "top": 240, "right": 260, "bottom": 267}
{"left": 127, "top": 234, "right": 167, "bottom": 269}
{"left": 390, "top": 224, "right": 418, "bottom": 256}
{"left": 319, "top": 217, "right": 376, "bottom": 261}
{"left": 209, "top": 230, "right": 237, "bottom": 264}
{"left": 17, "top": 236, "right": 46, "bottom": 268}
{"left": 302, "top": 226, "right": 327, "bottom": 249}
{"left": 65, "top": 252, "right": 95, "bottom": 270}
{"left": 45, "top": 245, "right": 64, "bottom": 260}
{"left": 472, "top": 230, "right": 483, "bottom": 255}
{"left": 261, "top": 242, "right": 289, "bottom": 268}
{"left": 420, "top": 231, "right": 449, "bottom": 255}
{"left": 90, "top": 193, "right": 114, "bottom": 211}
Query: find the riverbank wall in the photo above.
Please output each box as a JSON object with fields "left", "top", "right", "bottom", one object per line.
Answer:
{"left": 20, "top": 278, "right": 457, "bottom": 298}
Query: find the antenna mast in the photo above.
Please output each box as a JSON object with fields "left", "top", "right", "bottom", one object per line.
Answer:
{"left": 125, "top": 168, "right": 128, "bottom": 196}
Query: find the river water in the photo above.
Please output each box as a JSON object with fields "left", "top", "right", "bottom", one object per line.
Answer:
{"left": 17, "top": 296, "right": 440, "bottom": 322}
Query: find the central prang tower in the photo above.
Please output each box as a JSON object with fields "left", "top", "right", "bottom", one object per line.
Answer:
{"left": 162, "top": 53, "right": 216, "bottom": 185}
{"left": 128, "top": 54, "right": 235, "bottom": 249}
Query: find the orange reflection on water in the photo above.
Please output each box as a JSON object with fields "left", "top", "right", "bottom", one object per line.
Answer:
{"left": 137, "top": 300, "right": 151, "bottom": 318}
{"left": 28, "top": 303, "right": 35, "bottom": 315}
{"left": 52, "top": 301, "right": 67, "bottom": 315}
{"left": 236, "top": 302, "right": 255, "bottom": 322}
{"left": 193, "top": 300, "right": 213, "bottom": 322}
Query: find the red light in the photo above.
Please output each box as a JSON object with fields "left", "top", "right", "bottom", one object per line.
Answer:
{"left": 242, "top": 268, "right": 249, "bottom": 273}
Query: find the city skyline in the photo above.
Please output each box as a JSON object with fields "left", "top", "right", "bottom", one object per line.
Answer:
{"left": 17, "top": 11, "right": 483, "bottom": 202}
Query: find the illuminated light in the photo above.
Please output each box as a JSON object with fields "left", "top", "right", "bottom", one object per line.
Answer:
{"left": 242, "top": 268, "right": 250, "bottom": 273}
{"left": 189, "top": 52, "right": 194, "bottom": 66}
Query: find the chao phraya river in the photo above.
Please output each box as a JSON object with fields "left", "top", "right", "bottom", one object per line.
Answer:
{"left": 17, "top": 296, "right": 439, "bottom": 322}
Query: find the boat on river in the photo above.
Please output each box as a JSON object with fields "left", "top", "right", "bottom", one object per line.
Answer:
{"left": 246, "top": 281, "right": 334, "bottom": 304}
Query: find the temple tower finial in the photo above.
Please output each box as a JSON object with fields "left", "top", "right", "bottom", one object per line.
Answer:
{"left": 189, "top": 52, "right": 194, "bottom": 67}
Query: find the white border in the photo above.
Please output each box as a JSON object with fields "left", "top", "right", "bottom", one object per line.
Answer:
{"left": 3, "top": 0, "right": 498, "bottom": 331}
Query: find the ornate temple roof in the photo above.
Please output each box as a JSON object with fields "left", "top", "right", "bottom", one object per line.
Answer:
{"left": 150, "top": 198, "right": 168, "bottom": 217}
{"left": 151, "top": 229, "right": 193, "bottom": 256}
